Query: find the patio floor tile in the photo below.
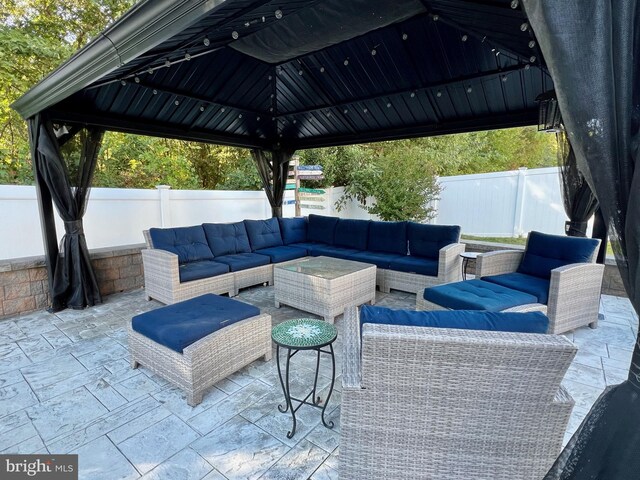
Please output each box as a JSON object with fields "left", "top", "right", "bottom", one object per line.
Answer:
{"left": 0, "top": 287, "right": 635, "bottom": 479}
{"left": 74, "top": 435, "right": 138, "bottom": 480}
{"left": 191, "top": 415, "right": 289, "bottom": 480}
{"left": 118, "top": 414, "right": 200, "bottom": 475}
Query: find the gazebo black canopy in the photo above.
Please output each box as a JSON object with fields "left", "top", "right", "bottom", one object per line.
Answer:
{"left": 11, "top": 1, "right": 640, "bottom": 478}
{"left": 12, "top": 0, "right": 549, "bottom": 149}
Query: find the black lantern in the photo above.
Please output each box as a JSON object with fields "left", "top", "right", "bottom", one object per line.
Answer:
{"left": 535, "top": 90, "right": 563, "bottom": 132}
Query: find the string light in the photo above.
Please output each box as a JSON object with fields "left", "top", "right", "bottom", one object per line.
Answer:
{"left": 343, "top": 59, "right": 349, "bottom": 66}
{"left": 152, "top": 89, "right": 158, "bottom": 95}
{"left": 371, "top": 49, "right": 377, "bottom": 56}
{"left": 386, "top": 102, "right": 391, "bottom": 108}
{"left": 402, "top": 33, "right": 408, "bottom": 40}
{"left": 238, "top": 114, "right": 243, "bottom": 118}
{"left": 528, "top": 40, "right": 536, "bottom": 48}
{"left": 275, "top": 9, "right": 283, "bottom": 19}
{"left": 298, "top": 70, "right": 303, "bottom": 75}
{"left": 436, "top": 90, "right": 442, "bottom": 97}
{"left": 432, "top": 14, "right": 439, "bottom": 21}
{"left": 203, "top": 37, "right": 210, "bottom": 46}
{"left": 320, "top": 67, "right": 325, "bottom": 73}
{"left": 511, "top": 0, "right": 519, "bottom": 8}
{"left": 520, "top": 22, "right": 529, "bottom": 32}
{"left": 232, "top": 31, "right": 239, "bottom": 40}
{"left": 147, "top": 68, "right": 153, "bottom": 74}
{"left": 200, "top": 106, "right": 205, "bottom": 111}
{"left": 461, "top": 35, "right": 468, "bottom": 42}
{"left": 221, "top": 107, "right": 226, "bottom": 112}
{"left": 134, "top": 77, "right": 140, "bottom": 83}
{"left": 529, "top": 55, "right": 537, "bottom": 63}
{"left": 164, "top": 59, "right": 171, "bottom": 68}
{"left": 343, "top": 109, "right": 348, "bottom": 114}
{"left": 174, "top": 100, "right": 180, "bottom": 106}
{"left": 466, "top": 86, "right": 472, "bottom": 93}
{"left": 120, "top": 80, "right": 126, "bottom": 86}
{"left": 363, "top": 108, "right": 368, "bottom": 113}
{"left": 257, "top": 116, "right": 261, "bottom": 121}
{"left": 184, "top": 53, "right": 191, "bottom": 61}
{"left": 410, "top": 92, "right": 416, "bottom": 98}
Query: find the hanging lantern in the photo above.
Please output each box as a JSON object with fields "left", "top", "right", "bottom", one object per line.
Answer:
{"left": 535, "top": 90, "right": 563, "bottom": 132}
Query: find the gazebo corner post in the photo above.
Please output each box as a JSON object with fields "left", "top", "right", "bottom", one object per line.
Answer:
{"left": 28, "top": 115, "right": 58, "bottom": 309}
{"left": 251, "top": 147, "right": 296, "bottom": 218}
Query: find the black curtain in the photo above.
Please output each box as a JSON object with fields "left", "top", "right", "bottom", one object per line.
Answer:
{"left": 524, "top": 1, "right": 640, "bottom": 478}
{"left": 556, "top": 131, "right": 598, "bottom": 237}
{"left": 251, "top": 148, "right": 295, "bottom": 217}
{"left": 28, "top": 115, "right": 105, "bottom": 311}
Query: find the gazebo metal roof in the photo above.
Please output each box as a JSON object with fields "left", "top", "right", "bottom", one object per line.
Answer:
{"left": 12, "top": 0, "right": 551, "bottom": 150}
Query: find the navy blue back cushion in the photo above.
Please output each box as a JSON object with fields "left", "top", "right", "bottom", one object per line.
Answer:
{"left": 244, "top": 218, "right": 283, "bottom": 250}
{"left": 334, "top": 219, "right": 370, "bottom": 250}
{"left": 203, "top": 222, "right": 251, "bottom": 257}
{"left": 132, "top": 294, "right": 260, "bottom": 353}
{"left": 307, "top": 214, "right": 339, "bottom": 245}
{"left": 149, "top": 226, "right": 214, "bottom": 263}
{"left": 360, "top": 305, "right": 549, "bottom": 334}
{"left": 368, "top": 221, "right": 407, "bottom": 254}
{"left": 278, "top": 217, "right": 307, "bottom": 244}
{"left": 518, "top": 231, "right": 599, "bottom": 279}
{"left": 408, "top": 223, "right": 460, "bottom": 259}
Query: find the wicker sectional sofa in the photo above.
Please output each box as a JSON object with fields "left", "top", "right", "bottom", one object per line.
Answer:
{"left": 142, "top": 215, "right": 464, "bottom": 304}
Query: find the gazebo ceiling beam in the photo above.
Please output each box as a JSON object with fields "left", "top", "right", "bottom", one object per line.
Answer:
{"left": 275, "top": 63, "right": 533, "bottom": 119}
{"left": 47, "top": 109, "right": 269, "bottom": 149}
{"left": 125, "top": 80, "right": 267, "bottom": 117}
{"left": 288, "top": 109, "right": 538, "bottom": 149}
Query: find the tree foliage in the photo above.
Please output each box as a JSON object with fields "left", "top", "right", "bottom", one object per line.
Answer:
{"left": 0, "top": 0, "right": 557, "bottom": 223}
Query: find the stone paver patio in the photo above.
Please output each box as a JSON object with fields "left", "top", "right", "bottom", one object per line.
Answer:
{"left": 0, "top": 286, "right": 636, "bottom": 479}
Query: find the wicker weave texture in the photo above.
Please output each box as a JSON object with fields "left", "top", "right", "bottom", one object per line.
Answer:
{"left": 273, "top": 259, "right": 376, "bottom": 323}
{"left": 141, "top": 249, "right": 235, "bottom": 304}
{"left": 380, "top": 243, "right": 465, "bottom": 294}
{"left": 128, "top": 313, "right": 272, "bottom": 406}
{"left": 340, "top": 307, "right": 576, "bottom": 480}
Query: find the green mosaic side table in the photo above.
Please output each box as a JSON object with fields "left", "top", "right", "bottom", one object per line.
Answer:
{"left": 271, "top": 318, "right": 338, "bottom": 438}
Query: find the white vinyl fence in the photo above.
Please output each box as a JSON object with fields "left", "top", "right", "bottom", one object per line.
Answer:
{"left": 433, "top": 167, "right": 568, "bottom": 237}
{"left": 0, "top": 167, "right": 569, "bottom": 260}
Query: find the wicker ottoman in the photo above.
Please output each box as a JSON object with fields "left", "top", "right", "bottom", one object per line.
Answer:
{"left": 128, "top": 294, "right": 272, "bottom": 406}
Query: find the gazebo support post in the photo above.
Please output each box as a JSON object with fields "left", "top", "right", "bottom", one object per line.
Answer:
{"left": 28, "top": 116, "right": 59, "bottom": 302}
{"left": 251, "top": 148, "right": 296, "bottom": 218}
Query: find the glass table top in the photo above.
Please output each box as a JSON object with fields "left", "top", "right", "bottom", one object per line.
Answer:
{"left": 274, "top": 256, "right": 373, "bottom": 279}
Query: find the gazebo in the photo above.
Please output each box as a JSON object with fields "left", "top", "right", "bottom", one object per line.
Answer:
{"left": 11, "top": 0, "right": 640, "bottom": 478}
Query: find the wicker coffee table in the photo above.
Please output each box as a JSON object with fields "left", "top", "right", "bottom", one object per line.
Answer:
{"left": 273, "top": 256, "right": 376, "bottom": 323}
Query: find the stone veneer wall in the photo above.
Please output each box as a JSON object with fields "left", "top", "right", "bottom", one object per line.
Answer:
{"left": 0, "top": 244, "right": 145, "bottom": 319}
{"left": 462, "top": 240, "right": 626, "bottom": 297}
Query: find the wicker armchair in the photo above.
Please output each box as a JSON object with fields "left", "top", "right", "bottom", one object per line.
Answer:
{"left": 476, "top": 248, "right": 604, "bottom": 333}
{"left": 340, "top": 306, "right": 576, "bottom": 480}
{"left": 141, "top": 230, "right": 235, "bottom": 304}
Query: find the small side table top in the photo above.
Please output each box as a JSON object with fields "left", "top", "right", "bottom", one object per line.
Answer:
{"left": 460, "top": 251, "right": 480, "bottom": 281}
{"left": 272, "top": 318, "right": 337, "bottom": 349}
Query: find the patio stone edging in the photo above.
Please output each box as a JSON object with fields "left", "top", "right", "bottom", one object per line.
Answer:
{"left": 0, "top": 244, "right": 145, "bottom": 319}
{"left": 462, "top": 240, "right": 626, "bottom": 298}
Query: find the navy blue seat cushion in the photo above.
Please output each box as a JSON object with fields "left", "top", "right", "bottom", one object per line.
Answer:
{"left": 408, "top": 223, "right": 460, "bottom": 260}
{"left": 368, "top": 221, "right": 407, "bottom": 255}
{"left": 424, "top": 279, "right": 539, "bottom": 312}
{"left": 518, "top": 231, "right": 599, "bottom": 279}
{"left": 149, "top": 226, "right": 214, "bottom": 263}
{"left": 203, "top": 222, "right": 251, "bottom": 257}
{"left": 254, "top": 246, "right": 307, "bottom": 263}
{"left": 307, "top": 214, "right": 339, "bottom": 245}
{"left": 278, "top": 217, "right": 307, "bottom": 245}
{"left": 348, "top": 251, "right": 403, "bottom": 269}
{"left": 244, "top": 218, "right": 284, "bottom": 251}
{"left": 388, "top": 256, "right": 438, "bottom": 277}
{"left": 178, "top": 260, "right": 230, "bottom": 283}
{"left": 334, "top": 219, "right": 370, "bottom": 250}
{"left": 483, "top": 273, "right": 551, "bottom": 304}
{"left": 308, "top": 245, "right": 361, "bottom": 260}
{"left": 288, "top": 242, "right": 321, "bottom": 254}
{"left": 132, "top": 294, "right": 260, "bottom": 353}
{"left": 360, "top": 305, "right": 549, "bottom": 334}
{"left": 213, "top": 253, "right": 270, "bottom": 272}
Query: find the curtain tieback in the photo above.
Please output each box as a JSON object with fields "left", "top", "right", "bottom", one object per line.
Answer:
{"left": 64, "top": 220, "right": 84, "bottom": 236}
{"left": 564, "top": 220, "right": 588, "bottom": 237}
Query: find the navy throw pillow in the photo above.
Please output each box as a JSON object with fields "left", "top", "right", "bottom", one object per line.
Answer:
{"left": 307, "top": 214, "right": 339, "bottom": 244}
{"left": 202, "top": 222, "right": 251, "bottom": 257}
{"left": 278, "top": 217, "right": 307, "bottom": 244}
{"left": 149, "top": 226, "right": 214, "bottom": 264}
{"left": 408, "top": 223, "right": 460, "bottom": 259}
{"left": 244, "top": 218, "right": 284, "bottom": 251}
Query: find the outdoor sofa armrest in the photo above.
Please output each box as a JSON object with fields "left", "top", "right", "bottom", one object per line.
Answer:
{"left": 141, "top": 248, "right": 180, "bottom": 287}
{"left": 547, "top": 262, "right": 605, "bottom": 332}
{"left": 476, "top": 250, "right": 524, "bottom": 277}
{"left": 438, "top": 242, "right": 465, "bottom": 282}
{"left": 342, "top": 306, "right": 362, "bottom": 389}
